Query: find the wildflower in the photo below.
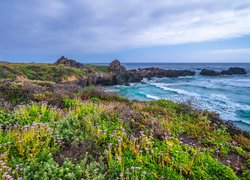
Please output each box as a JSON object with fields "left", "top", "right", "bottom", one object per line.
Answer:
{"left": 232, "top": 141, "right": 237, "bottom": 145}
{"left": 108, "top": 143, "right": 112, "bottom": 148}
{"left": 142, "top": 171, "right": 147, "bottom": 175}
{"left": 179, "top": 166, "right": 183, "bottom": 169}
{"left": 117, "top": 156, "right": 121, "bottom": 161}
{"left": 131, "top": 166, "right": 135, "bottom": 170}
{"left": 120, "top": 172, "right": 124, "bottom": 177}
{"left": 135, "top": 178, "right": 139, "bottom": 180}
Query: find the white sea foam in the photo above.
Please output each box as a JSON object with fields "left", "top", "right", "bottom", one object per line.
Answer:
{"left": 150, "top": 83, "right": 200, "bottom": 97}
{"left": 145, "top": 94, "right": 161, "bottom": 100}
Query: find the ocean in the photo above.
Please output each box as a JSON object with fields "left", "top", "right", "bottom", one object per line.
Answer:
{"left": 110, "top": 63, "right": 250, "bottom": 131}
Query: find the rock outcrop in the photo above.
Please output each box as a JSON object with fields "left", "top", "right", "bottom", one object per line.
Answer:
{"left": 200, "top": 69, "right": 220, "bottom": 76}
{"left": 220, "top": 67, "right": 247, "bottom": 75}
{"left": 200, "top": 67, "right": 247, "bottom": 76}
{"left": 54, "top": 56, "right": 84, "bottom": 68}
{"left": 109, "top": 60, "right": 143, "bottom": 85}
{"left": 134, "top": 67, "right": 195, "bottom": 79}
{"left": 53, "top": 58, "right": 195, "bottom": 86}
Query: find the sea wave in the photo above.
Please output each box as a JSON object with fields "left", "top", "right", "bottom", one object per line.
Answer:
{"left": 150, "top": 83, "right": 200, "bottom": 97}
{"left": 145, "top": 94, "right": 161, "bottom": 100}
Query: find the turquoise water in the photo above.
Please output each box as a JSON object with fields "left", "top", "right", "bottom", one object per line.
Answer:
{"left": 112, "top": 63, "right": 250, "bottom": 131}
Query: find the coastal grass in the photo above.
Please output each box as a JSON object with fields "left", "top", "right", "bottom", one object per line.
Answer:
{"left": 0, "top": 63, "right": 97, "bottom": 82}
{"left": 0, "top": 88, "right": 249, "bottom": 179}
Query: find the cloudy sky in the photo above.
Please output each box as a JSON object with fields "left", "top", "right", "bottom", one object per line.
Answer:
{"left": 1, "top": 0, "right": 250, "bottom": 63}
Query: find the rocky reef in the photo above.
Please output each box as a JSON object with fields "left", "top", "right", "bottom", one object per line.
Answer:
{"left": 77, "top": 59, "right": 195, "bottom": 86}
{"left": 200, "top": 67, "right": 247, "bottom": 76}
{"left": 134, "top": 67, "right": 195, "bottom": 79}
{"left": 1, "top": 57, "right": 247, "bottom": 87}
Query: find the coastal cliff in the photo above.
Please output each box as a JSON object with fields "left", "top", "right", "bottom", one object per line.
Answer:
{"left": 0, "top": 58, "right": 249, "bottom": 179}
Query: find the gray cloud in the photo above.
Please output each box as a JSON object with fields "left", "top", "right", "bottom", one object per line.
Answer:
{"left": 1, "top": 0, "right": 250, "bottom": 55}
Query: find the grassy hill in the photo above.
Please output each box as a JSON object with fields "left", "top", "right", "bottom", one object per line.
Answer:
{"left": 0, "top": 62, "right": 110, "bottom": 83}
{"left": 0, "top": 79, "right": 249, "bottom": 179}
{"left": 0, "top": 61, "right": 249, "bottom": 179}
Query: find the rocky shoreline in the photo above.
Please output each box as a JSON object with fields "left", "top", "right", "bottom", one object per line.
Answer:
{"left": 54, "top": 57, "right": 248, "bottom": 87}
{"left": 200, "top": 67, "right": 247, "bottom": 76}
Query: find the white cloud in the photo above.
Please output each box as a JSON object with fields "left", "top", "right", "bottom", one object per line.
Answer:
{"left": 1, "top": 0, "right": 250, "bottom": 54}
{"left": 205, "top": 48, "right": 250, "bottom": 55}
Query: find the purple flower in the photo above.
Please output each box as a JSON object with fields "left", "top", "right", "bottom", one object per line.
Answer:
{"left": 108, "top": 143, "right": 112, "bottom": 148}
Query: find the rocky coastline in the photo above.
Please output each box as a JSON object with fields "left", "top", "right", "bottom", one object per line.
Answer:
{"left": 200, "top": 67, "right": 247, "bottom": 76}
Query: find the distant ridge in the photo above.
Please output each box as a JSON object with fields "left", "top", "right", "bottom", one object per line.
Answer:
{"left": 0, "top": 60, "right": 9, "bottom": 63}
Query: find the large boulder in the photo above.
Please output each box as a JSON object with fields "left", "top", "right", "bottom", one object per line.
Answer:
{"left": 220, "top": 67, "right": 247, "bottom": 75}
{"left": 54, "top": 56, "right": 84, "bottom": 68}
{"left": 109, "top": 59, "right": 126, "bottom": 73}
{"left": 109, "top": 59, "right": 143, "bottom": 85}
{"left": 200, "top": 69, "right": 220, "bottom": 76}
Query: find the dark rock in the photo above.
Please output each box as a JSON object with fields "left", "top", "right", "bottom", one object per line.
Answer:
{"left": 124, "top": 82, "right": 130, "bottom": 86}
{"left": 220, "top": 67, "right": 247, "bottom": 75}
{"left": 109, "top": 59, "right": 143, "bottom": 85}
{"left": 109, "top": 59, "right": 126, "bottom": 73}
{"left": 54, "top": 56, "right": 84, "bottom": 68}
{"left": 200, "top": 67, "right": 247, "bottom": 76}
{"left": 135, "top": 67, "right": 195, "bottom": 78}
{"left": 200, "top": 69, "right": 220, "bottom": 76}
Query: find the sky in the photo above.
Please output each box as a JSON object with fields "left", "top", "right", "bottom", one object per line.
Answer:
{"left": 1, "top": 0, "right": 250, "bottom": 63}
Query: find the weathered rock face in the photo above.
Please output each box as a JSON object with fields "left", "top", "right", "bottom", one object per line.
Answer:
{"left": 135, "top": 67, "right": 195, "bottom": 78}
{"left": 54, "top": 56, "right": 84, "bottom": 68}
{"left": 109, "top": 59, "right": 126, "bottom": 73}
{"left": 220, "top": 67, "right": 247, "bottom": 75}
{"left": 109, "top": 60, "right": 143, "bottom": 85}
{"left": 200, "top": 67, "right": 247, "bottom": 76}
{"left": 200, "top": 69, "right": 220, "bottom": 76}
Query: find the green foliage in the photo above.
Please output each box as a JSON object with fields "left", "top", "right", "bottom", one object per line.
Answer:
{"left": 85, "top": 64, "right": 110, "bottom": 73}
{"left": 23, "top": 154, "right": 106, "bottom": 180}
{"left": 0, "top": 95, "right": 249, "bottom": 179}
{"left": 13, "top": 103, "right": 61, "bottom": 125}
{"left": 80, "top": 86, "right": 128, "bottom": 102}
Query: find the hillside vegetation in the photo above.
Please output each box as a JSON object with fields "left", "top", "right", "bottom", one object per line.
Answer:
{"left": 0, "top": 79, "right": 249, "bottom": 179}
{"left": 0, "top": 62, "right": 109, "bottom": 83}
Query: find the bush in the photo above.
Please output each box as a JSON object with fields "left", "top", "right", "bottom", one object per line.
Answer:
{"left": 23, "top": 154, "right": 106, "bottom": 180}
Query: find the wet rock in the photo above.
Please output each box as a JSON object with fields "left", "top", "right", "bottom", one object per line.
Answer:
{"left": 200, "top": 67, "right": 247, "bottom": 76}
{"left": 220, "top": 67, "right": 247, "bottom": 75}
{"left": 135, "top": 67, "right": 195, "bottom": 78}
{"left": 200, "top": 69, "right": 220, "bottom": 76}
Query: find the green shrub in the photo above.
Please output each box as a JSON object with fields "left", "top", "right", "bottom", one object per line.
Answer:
{"left": 23, "top": 154, "right": 106, "bottom": 180}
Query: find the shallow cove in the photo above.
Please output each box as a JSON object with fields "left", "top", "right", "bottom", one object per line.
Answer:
{"left": 110, "top": 63, "right": 250, "bottom": 131}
